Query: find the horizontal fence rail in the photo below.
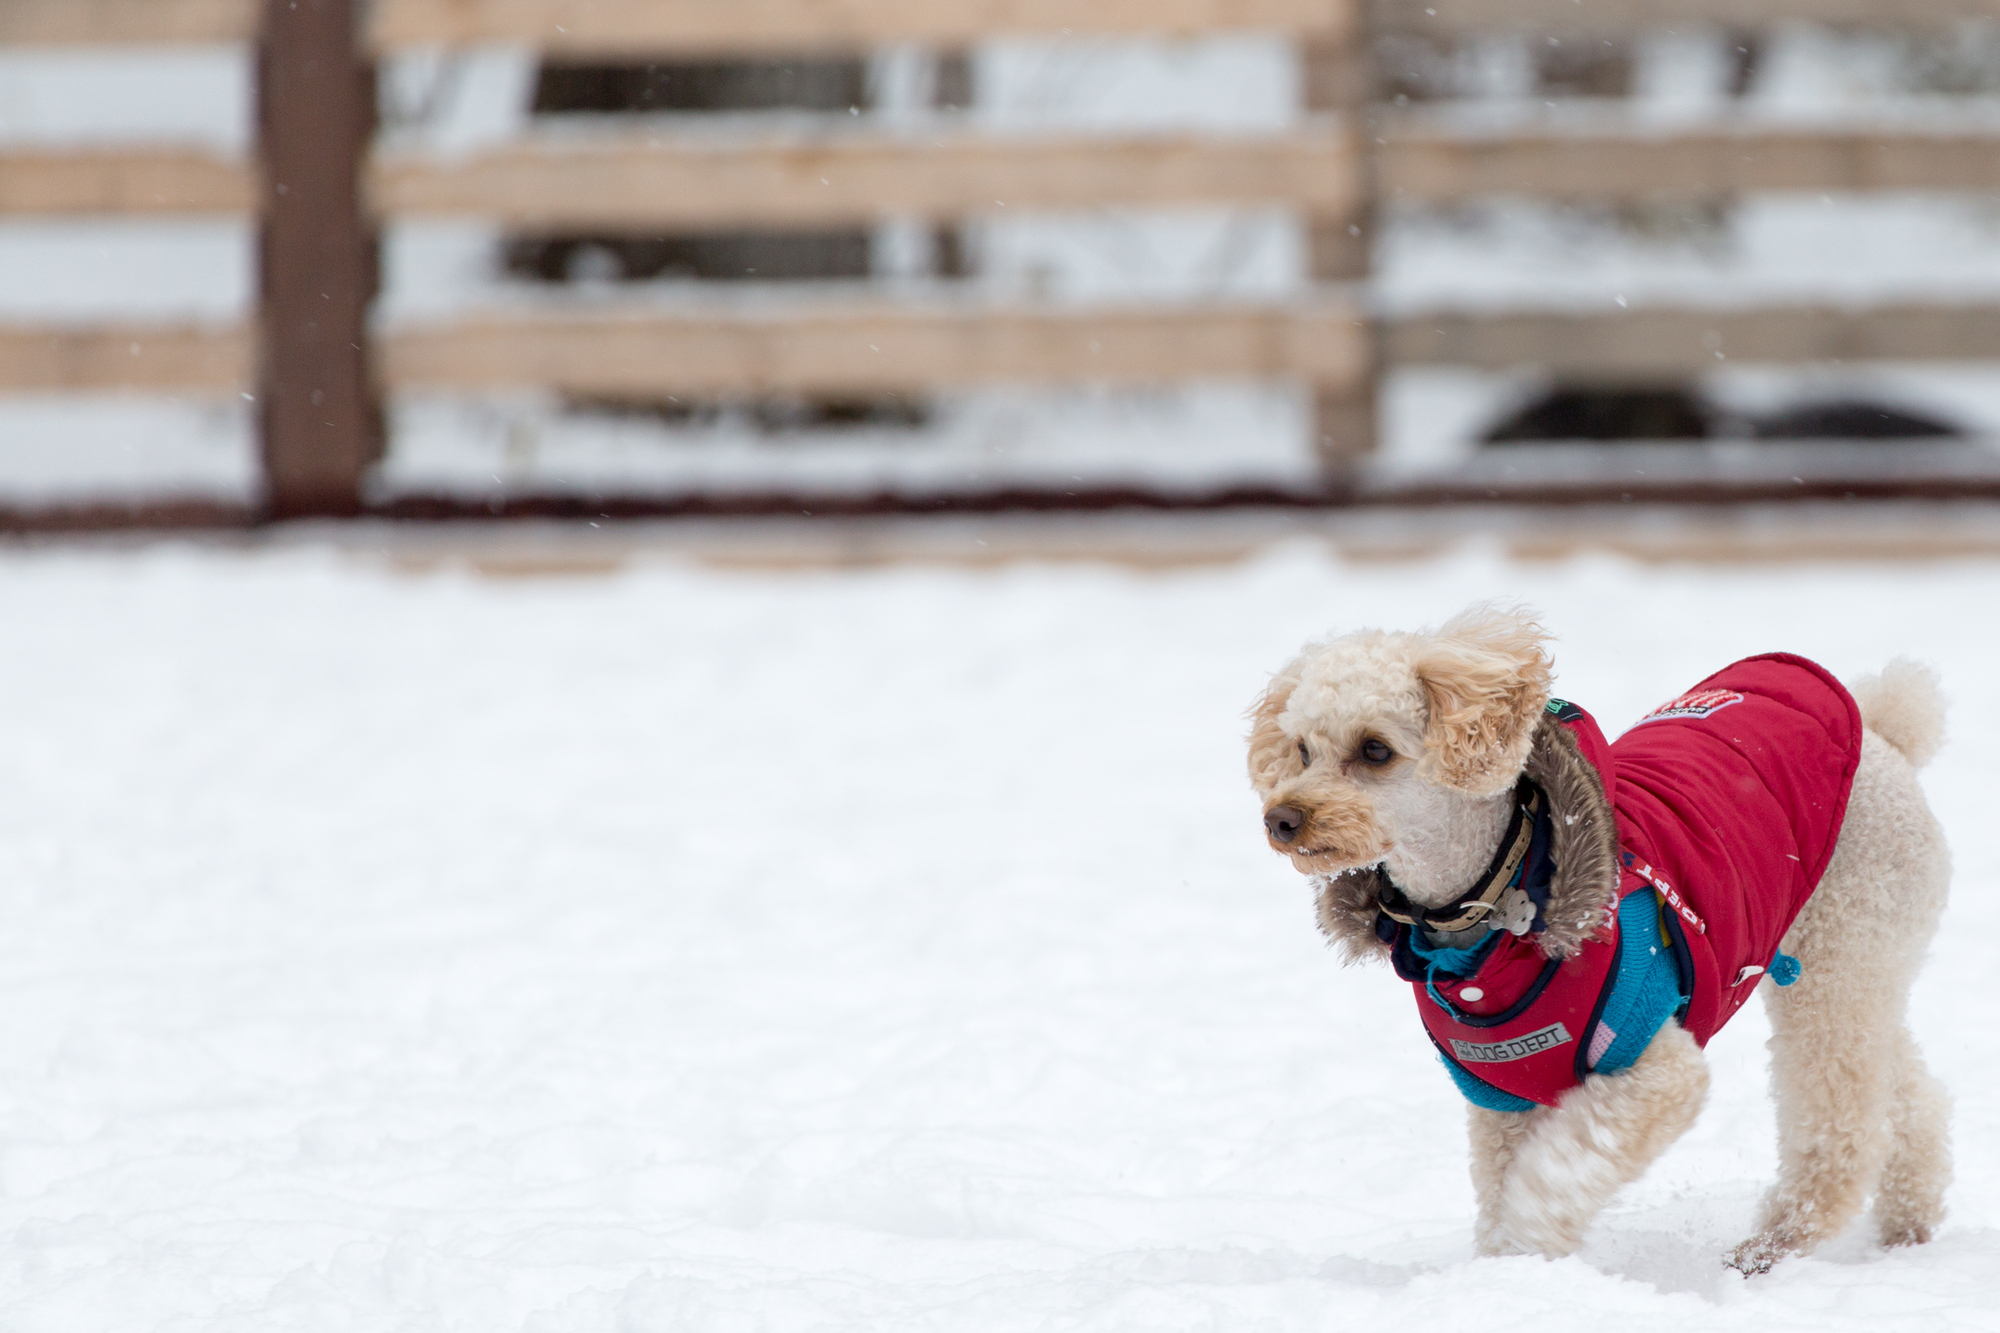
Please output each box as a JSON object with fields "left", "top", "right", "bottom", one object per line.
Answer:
{"left": 31, "top": 0, "right": 1984, "bottom": 50}
{"left": 0, "top": 0, "right": 255, "bottom": 45}
{"left": 0, "top": 326, "right": 250, "bottom": 392}
{"left": 19, "top": 0, "right": 1999, "bottom": 49}
{"left": 19, "top": 124, "right": 2000, "bottom": 222}
{"left": 368, "top": 0, "right": 2000, "bottom": 51}
{"left": 1372, "top": 0, "right": 2000, "bottom": 33}
{"left": 368, "top": 0, "right": 1353, "bottom": 54}
{"left": 1380, "top": 125, "right": 2000, "bottom": 203}
{"left": 1392, "top": 305, "right": 2000, "bottom": 373}
{"left": 0, "top": 149, "right": 253, "bottom": 215}
{"left": 372, "top": 132, "right": 1360, "bottom": 227}
{"left": 380, "top": 304, "right": 1371, "bottom": 396}
{"left": 26, "top": 301, "right": 2000, "bottom": 396}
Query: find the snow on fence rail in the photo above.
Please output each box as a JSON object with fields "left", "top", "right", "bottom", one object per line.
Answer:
{"left": 8, "top": 0, "right": 2000, "bottom": 521}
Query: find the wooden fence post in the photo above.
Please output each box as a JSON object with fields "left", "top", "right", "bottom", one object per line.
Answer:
{"left": 1304, "top": 21, "right": 1378, "bottom": 481}
{"left": 257, "top": 0, "right": 380, "bottom": 518}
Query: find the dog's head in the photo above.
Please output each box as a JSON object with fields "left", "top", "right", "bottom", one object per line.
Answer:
{"left": 1247, "top": 604, "right": 1552, "bottom": 892}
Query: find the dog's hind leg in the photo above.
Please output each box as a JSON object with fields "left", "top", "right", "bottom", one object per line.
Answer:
{"left": 1874, "top": 1024, "right": 1951, "bottom": 1248}
{"left": 1468, "top": 1105, "right": 1534, "bottom": 1254}
{"left": 1484, "top": 1022, "right": 1709, "bottom": 1257}
{"left": 1730, "top": 732, "right": 1951, "bottom": 1274}
{"left": 1730, "top": 974, "right": 1895, "bottom": 1274}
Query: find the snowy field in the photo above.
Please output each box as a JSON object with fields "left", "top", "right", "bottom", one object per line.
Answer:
{"left": 0, "top": 540, "right": 1994, "bottom": 1330}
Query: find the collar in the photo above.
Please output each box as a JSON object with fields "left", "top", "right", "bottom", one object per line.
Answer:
{"left": 1318, "top": 712, "right": 1619, "bottom": 966}
{"left": 1374, "top": 780, "right": 1544, "bottom": 939}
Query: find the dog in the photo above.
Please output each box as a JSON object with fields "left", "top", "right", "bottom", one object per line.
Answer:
{"left": 1247, "top": 604, "right": 1951, "bottom": 1271}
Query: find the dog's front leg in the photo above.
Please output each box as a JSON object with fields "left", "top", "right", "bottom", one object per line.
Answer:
{"left": 1469, "top": 1104, "right": 1535, "bottom": 1254}
{"left": 1483, "top": 1022, "right": 1710, "bottom": 1257}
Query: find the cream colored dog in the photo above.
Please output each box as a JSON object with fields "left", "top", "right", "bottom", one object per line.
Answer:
{"left": 1248, "top": 605, "right": 1951, "bottom": 1270}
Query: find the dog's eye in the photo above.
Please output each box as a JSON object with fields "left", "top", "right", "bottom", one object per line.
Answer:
{"left": 1297, "top": 740, "right": 1311, "bottom": 767}
{"left": 1359, "top": 738, "right": 1394, "bottom": 765}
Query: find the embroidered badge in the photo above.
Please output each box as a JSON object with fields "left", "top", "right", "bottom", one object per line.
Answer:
{"left": 1449, "top": 1022, "right": 1573, "bottom": 1064}
{"left": 1636, "top": 688, "right": 1744, "bottom": 724}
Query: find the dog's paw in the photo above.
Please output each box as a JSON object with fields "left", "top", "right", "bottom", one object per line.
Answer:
{"left": 1874, "top": 1191, "right": 1945, "bottom": 1250}
{"left": 1725, "top": 1233, "right": 1790, "bottom": 1276}
{"left": 1877, "top": 1219, "right": 1934, "bottom": 1249}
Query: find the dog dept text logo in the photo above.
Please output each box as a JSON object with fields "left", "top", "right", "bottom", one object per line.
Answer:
{"left": 1449, "top": 1023, "right": 1573, "bottom": 1064}
{"left": 1636, "top": 688, "right": 1745, "bottom": 724}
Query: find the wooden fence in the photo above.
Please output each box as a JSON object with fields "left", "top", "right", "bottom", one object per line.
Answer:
{"left": 7, "top": 0, "right": 2000, "bottom": 520}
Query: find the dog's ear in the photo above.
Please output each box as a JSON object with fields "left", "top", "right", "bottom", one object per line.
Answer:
{"left": 1413, "top": 605, "right": 1552, "bottom": 795}
{"left": 1246, "top": 667, "right": 1301, "bottom": 791}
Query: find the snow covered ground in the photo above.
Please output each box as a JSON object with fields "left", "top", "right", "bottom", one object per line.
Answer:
{"left": 0, "top": 541, "right": 1993, "bottom": 1330}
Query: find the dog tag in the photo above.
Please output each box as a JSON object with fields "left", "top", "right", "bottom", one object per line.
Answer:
{"left": 1495, "top": 886, "right": 1537, "bottom": 935}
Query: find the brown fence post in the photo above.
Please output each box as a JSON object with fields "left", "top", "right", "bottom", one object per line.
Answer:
{"left": 257, "top": 0, "right": 380, "bottom": 519}
{"left": 1304, "top": 16, "right": 1378, "bottom": 482}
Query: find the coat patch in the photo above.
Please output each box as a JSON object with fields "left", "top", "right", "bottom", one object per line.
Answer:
{"left": 1636, "top": 688, "right": 1744, "bottom": 724}
{"left": 1449, "top": 1023, "right": 1573, "bottom": 1064}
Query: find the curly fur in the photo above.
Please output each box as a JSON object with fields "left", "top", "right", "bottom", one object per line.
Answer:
{"left": 1248, "top": 603, "right": 1551, "bottom": 903}
{"left": 1252, "top": 603, "right": 1954, "bottom": 1270}
{"left": 1310, "top": 711, "right": 1620, "bottom": 963}
{"left": 1413, "top": 605, "right": 1555, "bottom": 796}
{"left": 1848, "top": 658, "right": 1947, "bottom": 770}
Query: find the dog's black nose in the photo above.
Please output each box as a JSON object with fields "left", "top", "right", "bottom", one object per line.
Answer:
{"left": 1265, "top": 805, "right": 1305, "bottom": 844}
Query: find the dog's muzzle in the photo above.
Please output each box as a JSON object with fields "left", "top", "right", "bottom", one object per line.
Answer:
{"left": 1264, "top": 805, "right": 1305, "bottom": 844}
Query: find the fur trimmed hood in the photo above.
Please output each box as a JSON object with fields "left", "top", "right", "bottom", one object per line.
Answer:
{"left": 1312, "top": 711, "right": 1621, "bottom": 962}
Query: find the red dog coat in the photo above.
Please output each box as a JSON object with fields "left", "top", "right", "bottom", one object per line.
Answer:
{"left": 1404, "top": 654, "right": 1864, "bottom": 1106}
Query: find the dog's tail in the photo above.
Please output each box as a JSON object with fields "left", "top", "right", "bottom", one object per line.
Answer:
{"left": 1850, "top": 658, "right": 1947, "bottom": 770}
